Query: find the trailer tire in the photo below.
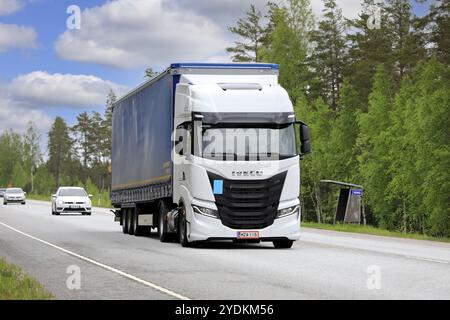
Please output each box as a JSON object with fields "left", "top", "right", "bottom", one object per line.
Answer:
{"left": 127, "top": 208, "right": 135, "bottom": 235}
{"left": 273, "top": 240, "right": 294, "bottom": 249}
{"left": 158, "top": 201, "right": 171, "bottom": 242}
{"left": 122, "top": 209, "right": 128, "bottom": 234}
{"left": 133, "top": 208, "right": 146, "bottom": 237}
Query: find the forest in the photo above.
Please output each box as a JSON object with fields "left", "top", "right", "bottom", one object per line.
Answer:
{"left": 0, "top": 0, "right": 448, "bottom": 237}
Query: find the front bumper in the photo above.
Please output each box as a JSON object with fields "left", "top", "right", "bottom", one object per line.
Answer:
{"left": 4, "top": 198, "right": 25, "bottom": 203}
{"left": 56, "top": 204, "right": 91, "bottom": 213}
{"left": 188, "top": 208, "right": 301, "bottom": 242}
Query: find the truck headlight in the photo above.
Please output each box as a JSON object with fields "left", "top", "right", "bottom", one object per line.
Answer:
{"left": 192, "top": 205, "right": 219, "bottom": 219}
{"left": 277, "top": 205, "right": 299, "bottom": 218}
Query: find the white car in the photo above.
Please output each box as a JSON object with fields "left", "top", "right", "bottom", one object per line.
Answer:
{"left": 51, "top": 187, "right": 92, "bottom": 216}
{"left": 3, "top": 188, "right": 26, "bottom": 205}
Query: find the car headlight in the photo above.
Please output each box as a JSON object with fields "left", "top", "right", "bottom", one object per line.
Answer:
{"left": 192, "top": 205, "right": 219, "bottom": 219}
{"left": 277, "top": 205, "right": 299, "bottom": 218}
{"left": 86, "top": 200, "right": 91, "bottom": 206}
{"left": 57, "top": 200, "right": 64, "bottom": 206}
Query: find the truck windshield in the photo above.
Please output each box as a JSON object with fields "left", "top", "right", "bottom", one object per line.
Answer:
{"left": 201, "top": 123, "right": 297, "bottom": 161}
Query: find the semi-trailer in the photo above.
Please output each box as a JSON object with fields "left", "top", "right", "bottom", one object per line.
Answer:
{"left": 111, "top": 63, "right": 311, "bottom": 248}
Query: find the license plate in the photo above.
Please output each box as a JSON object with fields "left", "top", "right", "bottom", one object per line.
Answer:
{"left": 236, "top": 231, "right": 260, "bottom": 239}
{"left": 70, "top": 205, "right": 79, "bottom": 209}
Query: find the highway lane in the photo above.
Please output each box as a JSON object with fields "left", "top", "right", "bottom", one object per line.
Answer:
{"left": 1, "top": 200, "right": 449, "bottom": 300}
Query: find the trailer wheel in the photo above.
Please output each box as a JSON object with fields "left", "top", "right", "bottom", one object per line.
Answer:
{"left": 127, "top": 208, "right": 135, "bottom": 235}
{"left": 133, "top": 208, "right": 147, "bottom": 236}
{"left": 179, "top": 205, "right": 192, "bottom": 247}
{"left": 122, "top": 209, "right": 128, "bottom": 234}
{"left": 273, "top": 240, "right": 294, "bottom": 249}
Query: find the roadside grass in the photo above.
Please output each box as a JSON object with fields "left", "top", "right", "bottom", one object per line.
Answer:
{"left": 0, "top": 258, "right": 53, "bottom": 300}
{"left": 302, "top": 222, "right": 450, "bottom": 243}
{"left": 27, "top": 193, "right": 113, "bottom": 209}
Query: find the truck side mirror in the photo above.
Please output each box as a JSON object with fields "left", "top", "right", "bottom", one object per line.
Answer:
{"left": 296, "top": 121, "right": 312, "bottom": 155}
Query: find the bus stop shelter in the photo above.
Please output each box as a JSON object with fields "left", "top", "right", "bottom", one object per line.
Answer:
{"left": 320, "top": 180, "right": 366, "bottom": 225}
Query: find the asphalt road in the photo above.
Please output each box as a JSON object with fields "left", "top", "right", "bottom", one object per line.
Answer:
{"left": 1, "top": 200, "right": 449, "bottom": 300}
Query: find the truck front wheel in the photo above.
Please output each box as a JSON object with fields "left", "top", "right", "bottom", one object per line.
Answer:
{"left": 179, "top": 205, "right": 192, "bottom": 247}
{"left": 158, "top": 201, "right": 170, "bottom": 242}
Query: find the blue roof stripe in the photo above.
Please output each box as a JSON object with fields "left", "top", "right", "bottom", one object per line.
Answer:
{"left": 170, "top": 62, "right": 279, "bottom": 70}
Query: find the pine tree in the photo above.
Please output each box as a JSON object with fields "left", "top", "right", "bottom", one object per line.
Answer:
{"left": 72, "top": 112, "right": 94, "bottom": 172}
{"left": 385, "top": 0, "right": 425, "bottom": 82}
{"left": 263, "top": 0, "right": 314, "bottom": 101}
{"left": 310, "top": 0, "right": 347, "bottom": 111}
{"left": 417, "top": 0, "right": 450, "bottom": 65}
{"left": 227, "top": 5, "right": 268, "bottom": 62}
{"left": 101, "top": 89, "right": 116, "bottom": 161}
{"left": 346, "top": 0, "right": 393, "bottom": 107}
{"left": 47, "top": 117, "right": 74, "bottom": 188}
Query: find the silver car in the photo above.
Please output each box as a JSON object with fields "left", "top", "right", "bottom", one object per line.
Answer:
{"left": 3, "top": 188, "right": 26, "bottom": 205}
{"left": 51, "top": 187, "right": 92, "bottom": 216}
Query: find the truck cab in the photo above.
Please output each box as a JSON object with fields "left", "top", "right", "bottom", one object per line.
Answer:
{"left": 111, "top": 63, "right": 311, "bottom": 248}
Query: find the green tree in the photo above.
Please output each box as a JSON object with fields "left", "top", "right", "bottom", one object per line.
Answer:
{"left": 385, "top": 0, "right": 426, "bottom": 81}
{"left": 296, "top": 95, "right": 335, "bottom": 222}
{"left": 0, "top": 131, "right": 23, "bottom": 187}
{"left": 33, "top": 166, "right": 55, "bottom": 196}
{"left": 357, "top": 65, "right": 395, "bottom": 228}
{"left": 417, "top": 0, "right": 450, "bottom": 65}
{"left": 227, "top": 4, "right": 268, "bottom": 62}
{"left": 144, "top": 68, "right": 158, "bottom": 79}
{"left": 22, "top": 121, "right": 42, "bottom": 192}
{"left": 11, "top": 163, "right": 28, "bottom": 189}
{"left": 413, "top": 58, "right": 450, "bottom": 236}
{"left": 72, "top": 112, "right": 94, "bottom": 172}
{"left": 309, "top": 0, "right": 347, "bottom": 111}
{"left": 263, "top": 0, "right": 314, "bottom": 101}
{"left": 329, "top": 80, "right": 361, "bottom": 182}
{"left": 346, "top": 0, "right": 393, "bottom": 107}
{"left": 101, "top": 89, "right": 116, "bottom": 161}
{"left": 47, "top": 117, "right": 74, "bottom": 188}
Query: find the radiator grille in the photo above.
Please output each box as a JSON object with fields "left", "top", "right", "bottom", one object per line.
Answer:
{"left": 208, "top": 172, "right": 286, "bottom": 229}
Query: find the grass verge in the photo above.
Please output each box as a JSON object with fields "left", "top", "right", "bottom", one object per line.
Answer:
{"left": 302, "top": 222, "right": 450, "bottom": 243}
{"left": 0, "top": 258, "right": 53, "bottom": 300}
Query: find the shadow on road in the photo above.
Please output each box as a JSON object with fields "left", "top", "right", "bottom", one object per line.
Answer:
{"left": 139, "top": 230, "right": 279, "bottom": 250}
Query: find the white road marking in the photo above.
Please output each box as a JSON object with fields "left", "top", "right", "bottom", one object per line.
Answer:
{"left": 0, "top": 221, "right": 190, "bottom": 300}
{"left": 406, "top": 256, "right": 449, "bottom": 264}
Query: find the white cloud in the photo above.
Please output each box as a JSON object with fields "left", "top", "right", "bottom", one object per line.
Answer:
{"left": 0, "top": 0, "right": 23, "bottom": 16}
{"left": 7, "top": 71, "right": 128, "bottom": 108}
{"left": 0, "top": 98, "right": 52, "bottom": 134}
{"left": 0, "top": 23, "right": 37, "bottom": 52}
{"left": 55, "top": 0, "right": 228, "bottom": 69}
{"left": 312, "top": 0, "right": 363, "bottom": 20}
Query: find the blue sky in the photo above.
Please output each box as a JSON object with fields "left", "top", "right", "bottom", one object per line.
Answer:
{"left": 0, "top": 0, "right": 431, "bottom": 141}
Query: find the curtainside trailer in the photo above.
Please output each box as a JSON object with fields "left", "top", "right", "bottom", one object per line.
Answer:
{"left": 111, "top": 63, "right": 311, "bottom": 248}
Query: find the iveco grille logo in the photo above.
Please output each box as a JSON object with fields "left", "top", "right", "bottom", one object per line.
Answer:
{"left": 232, "top": 170, "right": 264, "bottom": 177}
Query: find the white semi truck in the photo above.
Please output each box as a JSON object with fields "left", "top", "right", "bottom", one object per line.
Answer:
{"left": 111, "top": 63, "right": 311, "bottom": 248}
